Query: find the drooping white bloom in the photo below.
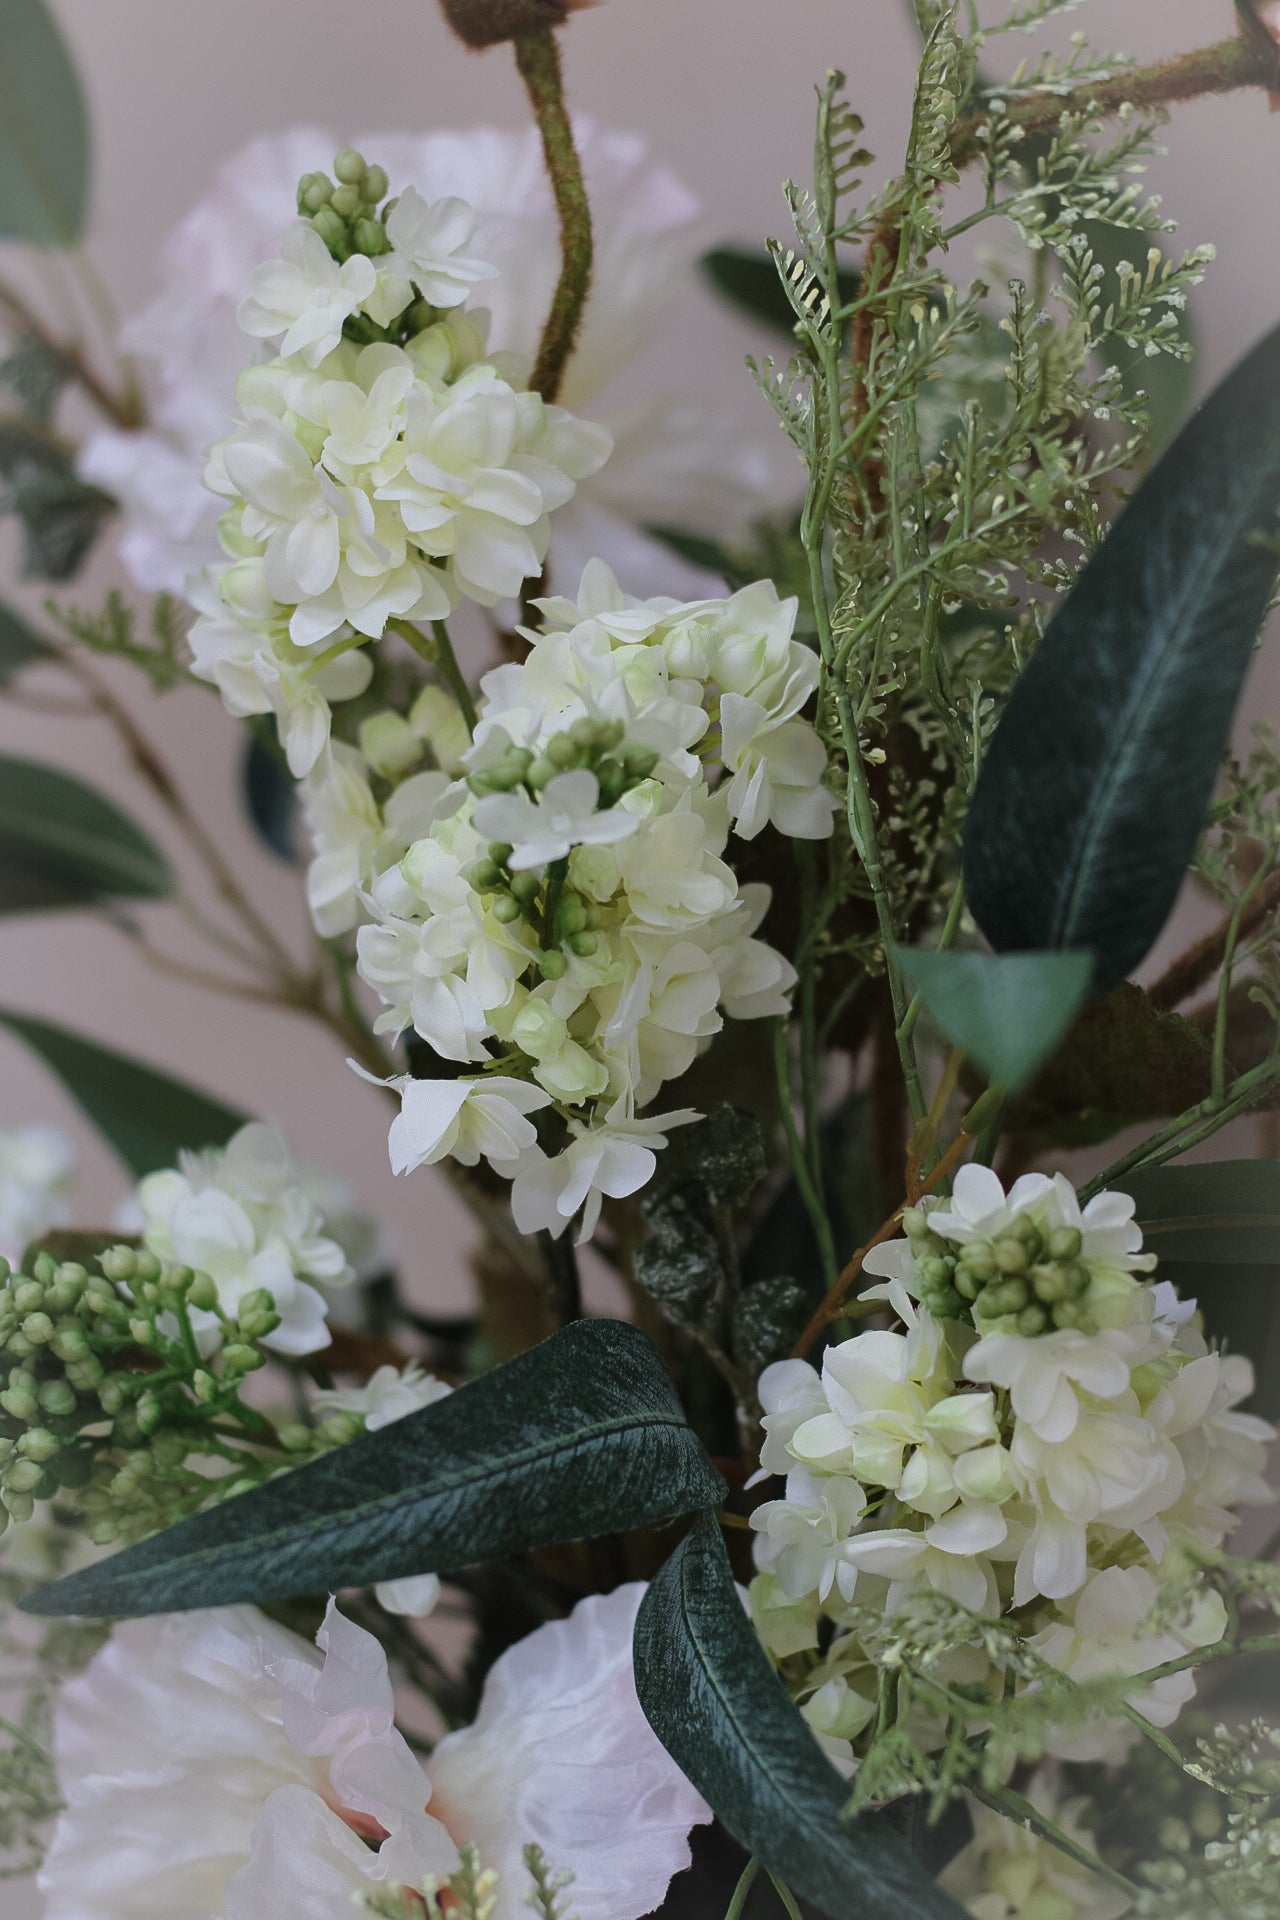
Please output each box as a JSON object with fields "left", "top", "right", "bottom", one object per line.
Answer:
{"left": 80, "top": 125, "right": 778, "bottom": 602}
{"left": 474, "top": 767, "right": 639, "bottom": 870}
{"left": 136, "top": 1122, "right": 357, "bottom": 1356}
{"left": 509, "top": 1106, "right": 699, "bottom": 1243}
{"left": 41, "top": 1588, "right": 710, "bottom": 1920}
{"left": 370, "top": 1069, "right": 553, "bottom": 1176}
{"left": 0, "top": 1124, "right": 76, "bottom": 1263}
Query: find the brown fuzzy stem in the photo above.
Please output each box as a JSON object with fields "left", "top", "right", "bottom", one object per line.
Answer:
{"left": 950, "top": 35, "right": 1280, "bottom": 168}
{"left": 438, "top": 0, "right": 567, "bottom": 50}
{"left": 513, "top": 27, "right": 594, "bottom": 403}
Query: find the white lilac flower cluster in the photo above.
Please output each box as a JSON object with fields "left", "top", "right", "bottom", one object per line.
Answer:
{"left": 38, "top": 1586, "right": 711, "bottom": 1920}
{"left": 338, "top": 557, "right": 835, "bottom": 1239}
{"left": 135, "top": 1121, "right": 378, "bottom": 1356}
{"left": 0, "top": 1125, "right": 77, "bottom": 1265}
{"left": 750, "top": 1167, "right": 1274, "bottom": 1774}
{"left": 187, "top": 151, "right": 611, "bottom": 776}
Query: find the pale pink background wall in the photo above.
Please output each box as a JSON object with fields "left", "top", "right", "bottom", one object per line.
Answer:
{"left": 4, "top": 3, "right": 1280, "bottom": 1909}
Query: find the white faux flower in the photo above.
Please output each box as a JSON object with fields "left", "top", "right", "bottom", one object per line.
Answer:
{"left": 474, "top": 767, "right": 639, "bottom": 870}
{"left": 0, "top": 1124, "right": 76, "bottom": 1263}
{"left": 301, "top": 747, "right": 460, "bottom": 937}
{"left": 940, "top": 1770, "right": 1129, "bottom": 1920}
{"left": 237, "top": 223, "right": 377, "bottom": 367}
{"left": 378, "top": 186, "right": 500, "bottom": 311}
{"left": 41, "top": 1588, "right": 710, "bottom": 1920}
{"left": 136, "top": 1122, "right": 356, "bottom": 1356}
{"left": 510, "top": 1106, "right": 699, "bottom": 1242}
{"left": 80, "top": 125, "right": 778, "bottom": 600}
{"left": 369, "top": 1069, "right": 552, "bottom": 1175}
{"left": 750, "top": 1465, "right": 868, "bottom": 1604}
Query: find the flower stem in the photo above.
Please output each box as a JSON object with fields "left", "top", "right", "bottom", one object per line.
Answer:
{"left": 774, "top": 1016, "right": 839, "bottom": 1289}
{"left": 766, "top": 1874, "right": 804, "bottom": 1920}
{"left": 512, "top": 26, "right": 594, "bottom": 403}
{"left": 1082, "top": 1053, "right": 1280, "bottom": 1196}
{"left": 388, "top": 616, "right": 478, "bottom": 733}
{"left": 968, "top": 1780, "right": 1138, "bottom": 1901}
{"left": 723, "top": 1859, "right": 761, "bottom": 1920}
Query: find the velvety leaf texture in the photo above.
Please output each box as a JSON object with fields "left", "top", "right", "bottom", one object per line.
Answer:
{"left": 0, "top": 755, "right": 172, "bottom": 911}
{"left": 1124, "top": 1160, "right": 1280, "bottom": 1266}
{"left": 0, "top": 0, "right": 89, "bottom": 246}
{"left": 24, "top": 1320, "right": 727, "bottom": 1619}
{"left": 894, "top": 947, "right": 1092, "bottom": 1092}
{"left": 0, "top": 1011, "right": 246, "bottom": 1177}
{"left": 633, "top": 1514, "right": 965, "bottom": 1920}
{"left": 964, "top": 318, "right": 1280, "bottom": 997}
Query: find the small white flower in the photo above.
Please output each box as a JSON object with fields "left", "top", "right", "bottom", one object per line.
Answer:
{"left": 0, "top": 1124, "right": 76, "bottom": 1263}
{"left": 750, "top": 1465, "right": 868, "bottom": 1604}
{"left": 381, "top": 186, "right": 499, "bottom": 309}
{"left": 237, "top": 223, "right": 377, "bottom": 367}
{"left": 940, "top": 1769, "right": 1130, "bottom": 1920}
{"left": 372, "top": 1071, "right": 552, "bottom": 1175}
{"left": 837, "top": 1507, "right": 1006, "bottom": 1615}
{"left": 475, "top": 768, "right": 639, "bottom": 871}
{"left": 510, "top": 1107, "right": 699, "bottom": 1242}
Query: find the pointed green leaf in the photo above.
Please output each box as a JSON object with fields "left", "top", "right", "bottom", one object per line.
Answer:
{"left": 0, "top": 600, "right": 52, "bottom": 683}
{"left": 1124, "top": 1160, "right": 1280, "bottom": 1265}
{"left": 0, "top": 755, "right": 171, "bottom": 911}
{"left": 0, "top": 0, "right": 89, "bottom": 246}
{"left": 243, "top": 731, "right": 298, "bottom": 863}
{"left": 894, "top": 947, "right": 1092, "bottom": 1092}
{"left": 633, "top": 1514, "right": 965, "bottom": 1920}
{"left": 24, "top": 1320, "right": 727, "bottom": 1619}
{"left": 964, "top": 319, "right": 1280, "bottom": 998}
{"left": 0, "top": 1010, "right": 246, "bottom": 1177}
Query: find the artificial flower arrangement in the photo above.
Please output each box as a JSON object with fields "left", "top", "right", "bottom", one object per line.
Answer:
{"left": 3, "top": 0, "right": 1280, "bottom": 1914}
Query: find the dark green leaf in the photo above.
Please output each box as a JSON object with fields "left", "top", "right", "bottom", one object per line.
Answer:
{"left": 243, "top": 731, "right": 299, "bottom": 863}
{"left": 894, "top": 947, "right": 1092, "bottom": 1092}
{"left": 633, "top": 1514, "right": 964, "bottom": 1920}
{"left": 0, "top": 600, "right": 52, "bottom": 683}
{"left": 652, "top": 1104, "right": 767, "bottom": 1209}
{"left": 0, "top": 0, "right": 89, "bottom": 246}
{"left": 636, "top": 1189, "right": 723, "bottom": 1325}
{"left": 0, "top": 417, "right": 112, "bottom": 580}
{"left": 0, "top": 755, "right": 171, "bottom": 911}
{"left": 0, "top": 1010, "right": 246, "bottom": 1177}
{"left": 1124, "top": 1160, "right": 1280, "bottom": 1265}
{"left": 0, "top": 334, "right": 69, "bottom": 423}
{"left": 731, "top": 1276, "right": 810, "bottom": 1373}
{"left": 24, "top": 1320, "right": 727, "bottom": 1618}
{"left": 964, "top": 319, "right": 1280, "bottom": 998}
{"left": 701, "top": 246, "right": 860, "bottom": 337}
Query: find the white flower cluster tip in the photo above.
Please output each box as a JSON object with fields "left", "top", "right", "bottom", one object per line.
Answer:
{"left": 750, "top": 1167, "right": 1275, "bottom": 1773}
{"left": 188, "top": 152, "right": 611, "bottom": 776}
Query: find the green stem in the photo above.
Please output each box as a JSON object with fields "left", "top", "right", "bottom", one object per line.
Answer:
{"left": 774, "top": 1016, "right": 839, "bottom": 1287}
{"left": 767, "top": 1873, "right": 805, "bottom": 1920}
{"left": 969, "top": 1780, "right": 1139, "bottom": 1900}
{"left": 723, "top": 1859, "right": 761, "bottom": 1920}
{"left": 1212, "top": 867, "right": 1266, "bottom": 1101}
{"left": 512, "top": 27, "right": 593, "bottom": 403}
{"left": 388, "top": 617, "right": 478, "bottom": 733}
{"left": 1082, "top": 1055, "right": 1280, "bottom": 1197}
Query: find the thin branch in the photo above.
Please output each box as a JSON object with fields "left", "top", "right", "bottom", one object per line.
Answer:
{"left": 1147, "top": 868, "right": 1280, "bottom": 1011}
{"left": 0, "top": 274, "right": 142, "bottom": 430}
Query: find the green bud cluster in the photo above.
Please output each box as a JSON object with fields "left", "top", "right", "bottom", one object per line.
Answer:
{"left": 902, "top": 1209, "right": 1097, "bottom": 1337}
{"left": 467, "top": 717, "right": 659, "bottom": 806}
{"left": 0, "top": 1245, "right": 284, "bottom": 1543}
{"left": 297, "top": 149, "right": 393, "bottom": 264}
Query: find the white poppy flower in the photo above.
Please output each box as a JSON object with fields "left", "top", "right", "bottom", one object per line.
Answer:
{"left": 0, "top": 1124, "right": 76, "bottom": 1264}
{"left": 40, "top": 1588, "right": 711, "bottom": 1920}
{"left": 475, "top": 768, "right": 639, "bottom": 871}
{"left": 237, "top": 222, "right": 377, "bottom": 367}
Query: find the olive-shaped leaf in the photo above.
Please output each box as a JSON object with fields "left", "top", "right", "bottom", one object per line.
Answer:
{"left": 0, "top": 0, "right": 89, "bottom": 246}
{"left": 24, "top": 1320, "right": 728, "bottom": 1619}
{"left": 634, "top": 1513, "right": 965, "bottom": 1920}
{"left": 0, "top": 756, "right": 171, "bottom": 911}
{"left": 894, "top": 947, "right": 1092, "bottom": 1092}
{"left": 0, "top": 1010, "right": 246, "bottom": 1177}
{"left": 964, "top": 318, "right": 1280, "bottom": 998}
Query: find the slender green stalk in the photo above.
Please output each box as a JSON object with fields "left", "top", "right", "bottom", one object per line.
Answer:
{"left": 1212, "top": 866, "right": 1267, "bottom": 1100}
{"left": 388, "top": 617, "right": 478, "bottom": 733}
{"left": 969, "top": 1780, "right": 1139, "bottom": 1900}
{"left": 724, "top": 1859, "right": 761, "bottom": 1920}
{"left": 1083, "top": 1055, "right": 1280, "bottom": 1197}
{"left": 774, "top": 1017, "right": 839, "bottom": 1286}
{"left": 512, "top": 27, "right": 593, "bottom": 403}
{"left": 767, "top": 1873, "right": 804, "bottom": 1920}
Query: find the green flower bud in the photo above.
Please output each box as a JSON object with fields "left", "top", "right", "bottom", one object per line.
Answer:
{"left": 918, "top": 1254, "right": 954, "bottom": 1288}
{"left": 510, "top": 872, "right": 541, "bottom": 906}
{"left": 364, "top": 163, "right": 389, "bottom": 203}
{"left": 188, "top": 1272, "right": 218, "bottom": 1313}
{"left": 621, "top": 744, "right": 659, "bottom": 781}
{"left": 539, "top": 949, "right": 567, "bottom": 981}
{"left": 37, "top": 1378, "right": 77, "bottom": 1417}
{"left": 555, "top": 893, "right": 587, "bottom": 936}
{"left": 901, "top": 1208, "right": 929, "bottom": 1240}
{"left": 5, "top": 1455, "right": 46, "bottom": 1490}
{"left": 984, "top": 1277, "right": 1029, "bottom": 1314}
{"left": 97, "top": 1376, "right": 131, "bottom": 1416}
{"left": 319, "top": 1411, "right": 364, "bottom": 1446}
{"left": 32, "top": 1252, "right": 56, "bottom": 1284}
{"left": 128, "top": 1316, "right": 157, "bottom": 1348}
{"left": 331, "top": 183, "right": 363, "bottom": 220}
{"left": 404, "top": 296, "right": 437, "bottom": 335}
{"left": 526, "top": 754, "right": 556, "bottom": 790}
{"left": 546, "top": 731, "right": 580, "bottom": 768}
{"left": 239, "top": 1309, "right": 281, "bottom": 1342}
{"left": 65, "top": 1355, "right": 104, "bottom": 1390}
{"left": 567, "top": 930, "right": 598, "bottom": 957}
{"left": 0, "top": 1385, "right": 37, "bottom": 1423}
{"left": 993, "top": 1239, "right": 1027, "bottom": 1274}
{"left": 1016, "top": 1303, "right": 1049, "bottom": 1337}
{"left": 952, "top": 1267, "right": 979, "bottom": 1301}
{"left": 353, "top": 217, "right": 388, "bottom": 256}
{"left": 17, "top": 1428, "right": 59, "bottom": 1463}
{"left": 86, "top": 1517, "right": 119, "bottom": 1545}
{"left": 12, "top": 1280, "right": 45, "bottom": 1314}
{"left": 1030, "top": 1264, "right": 1068, "bottom": 1304}
{"left": 470, "top": 858, "right": 506, "bottom": 892}
{"left": 312, "top": 207, "right": 348, "bottom": 253}
{"left": 4, "top": 1331, "right": 32, "bottom": 1360}
{"left": 333, "top": 148, "right": 368, "bottom": 186}
{"left": 223, "top": 1343, "right": 265, "bottom": 1374}
{"left": 298, "top": 170, "right": 334, "bottom": 212}
{"left": 134, "top": 1250, "right": 162, "bottom": 1284}
{"left": 1047, "top": 1226, "right": 1083, "bottom": 1261}
{"left": 3, "top": 1488, "right": 35, "bottom": 1521}
{"left": 135, "top": 1391, "right": 164, "bottom": 1437}
{"left": 488, "top": 842, "right": 514, "bottom": 866}
{"left": 491, "top": 894, "right": 523, "bottom": 924}
{"left": 278, "top": 1423, "right": 317, "bottom": 1453}
{"left": 21, "top": 1311, "right": 54, "bottom": 1345}
{"left": 47, "top": 1272, "right": 87, "bottom": 1313}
